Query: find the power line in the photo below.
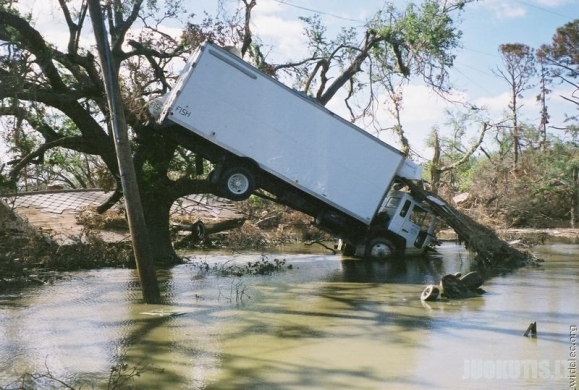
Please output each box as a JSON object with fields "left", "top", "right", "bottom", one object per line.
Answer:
{"left": 462, "top": 46, "right": 502, "bottom": 59}
{"left": 453, "top": 62, "right": 495, "bottom": 95}
{"left": 513, "top": 0, "right": 576, "bottom": 20}
{"left": 455, "top": 60, "right": 495, "bottom": 78}
{"left": 267, "top": 0, "right": 365, "bottom": 23}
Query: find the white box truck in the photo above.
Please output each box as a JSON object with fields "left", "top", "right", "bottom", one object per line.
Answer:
{"left": 154, "top": 42, "right": 438, "bottom": 259}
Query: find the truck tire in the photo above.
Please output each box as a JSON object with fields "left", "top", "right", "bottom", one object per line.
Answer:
{"left": 219, "top": 166, "right": 255, "bottom": 201}
{"left": 190, "top": 220, "right": 206, "bottom": 242}
{"left": 365, "top": 237, "right": 396, "bottom": 261}
{"left": 342, "top": 242, "right": 357, "bottom": 256}
{"left": 421, "top": 285, "right": 440, "bottom": 301}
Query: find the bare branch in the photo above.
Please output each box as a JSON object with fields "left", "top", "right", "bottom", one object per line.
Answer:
{"left": 318, "top": 30, "right": 383, "bottom": 105}
{"left": 9, "top": 136, "right": 94, "bottom": 181}
{"left": 439, "top": 122, "right": 488, "bottom": 172}
{"left": 240, "top": 0, "right": 256, "bottom": 57}
{"left": 112, "top": 0, "right": 144, "bottom": 55}
{"left": 57, "top": 0, "right": 88, "bottom": 54}
{"left": 0, "top": 10, "right": 68, "bottom": 91}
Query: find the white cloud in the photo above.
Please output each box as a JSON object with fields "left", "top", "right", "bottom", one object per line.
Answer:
{"left": 251, "top": 0, "right": 285, "bottom": 15}
{"left": 252, "top": 14, "right": 308, "bottom": 62}
{"left": 476, "top": 0, "right": 527, "bottom": 19}
{"left": 15, "top": 0, "right": 74, "bottom": 50}
{"left": 474, "top": 91, "right": 511, "bottom": 113}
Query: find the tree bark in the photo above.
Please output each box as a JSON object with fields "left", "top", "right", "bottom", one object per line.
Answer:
{"left": 430, "top": 130, "right": 441, "bottom": 194}
{"left": 141, "top": 194, "right": 181, "bottom": 265}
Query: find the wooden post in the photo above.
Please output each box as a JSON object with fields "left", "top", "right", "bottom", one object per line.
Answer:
{"left": 88, "top": 0, "right": 161, "bottom": 304}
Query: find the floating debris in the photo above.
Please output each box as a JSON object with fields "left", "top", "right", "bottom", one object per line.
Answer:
{"left": 141, "top": 309, "right": 186, "bottom": 317}
{"left": 421, "top": 271, "right": 486, "bottom": 301}
{"left": 524, "top": 321, "right": 537, "bottom": 337}
{"left": 421, "top": 285, "right": 440, "bottom": 302}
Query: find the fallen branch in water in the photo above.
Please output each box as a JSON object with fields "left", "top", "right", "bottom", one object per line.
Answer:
{"left": 305, "top": 240, "right": 336, "bottom": 254}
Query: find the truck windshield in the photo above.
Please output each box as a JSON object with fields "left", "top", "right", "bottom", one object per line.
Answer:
{"left": 383, "top": 196, "right": 401, "bottom": 217}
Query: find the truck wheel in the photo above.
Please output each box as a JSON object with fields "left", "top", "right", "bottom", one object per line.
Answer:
{"left": 421, "top": 285, "right": 440, "bottom": 301}
{"left": 342, "top": 242, "right": 356, "bottom": 256}
{"left": 365, "top": 237, "right": 396, "bottom": 260}
{"left": 219, "top": 166, "right": 255, "bottom": 201}
{"left": 207, "top": 169, "right": 218, "bottom": 184}
{"left": 190, "top": 220, "right": 206, "bottom": 242}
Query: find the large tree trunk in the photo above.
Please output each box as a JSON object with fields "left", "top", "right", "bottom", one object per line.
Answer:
{"left": 141, "top": 194, "right": 181, "bottom": 266}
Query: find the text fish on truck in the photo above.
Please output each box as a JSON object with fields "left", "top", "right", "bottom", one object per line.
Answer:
{"left": 151, "top": 42, "right": 439, "bottom": 260}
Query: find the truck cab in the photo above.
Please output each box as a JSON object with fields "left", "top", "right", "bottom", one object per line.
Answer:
{"left": 381, "top": 190, "right": 437, "bottom": 252}
{"left": 341, "top": 189, "right": 438, "bottom": 260}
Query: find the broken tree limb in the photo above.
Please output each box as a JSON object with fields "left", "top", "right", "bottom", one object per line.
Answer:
{"left": 173, "top": 218, "right": 246, "bottom": 249}
{"left": 172, "top": 218, "right": 246, "bottom": 236}
{"left": 399, "top": 178, "right": 542, "bottom": 269}
{"left": 304, "top": 240, "right": 337, "bottom": 254}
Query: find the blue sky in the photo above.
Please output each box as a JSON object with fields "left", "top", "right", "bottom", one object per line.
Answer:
{"left": 456, "top": 0, "right": 577, "bottom": 98}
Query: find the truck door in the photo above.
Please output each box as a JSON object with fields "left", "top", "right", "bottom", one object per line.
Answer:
{"left": 390, "top": 198, "right": 431, "bottom": 249}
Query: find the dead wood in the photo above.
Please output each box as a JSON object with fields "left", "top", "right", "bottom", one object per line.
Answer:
{"left": 401, "top": 178, "right": 542, "bottom": 269}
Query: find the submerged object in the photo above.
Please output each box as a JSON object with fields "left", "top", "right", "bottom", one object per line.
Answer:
{"left": 421, "top": 285, "right": 440, "bottom": 302}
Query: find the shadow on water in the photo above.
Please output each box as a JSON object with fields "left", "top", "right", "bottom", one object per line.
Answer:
{"left": 335, "top": 241, "right": 483, "bottom": 285}
{"left": 338, "top": 257, "right": 446, "bottom": 284}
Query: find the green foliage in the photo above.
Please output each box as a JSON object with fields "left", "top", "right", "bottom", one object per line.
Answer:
{"left": 370, "top": 0, "right": 463, "bottom": 79}
{"left": 398, "top": 1, "right": 460, "bottom": 64}
{"left": 299, "top": 15, "right": 328, "bottom": 49}
{"left": 0, "top": 166, "right": 15, "bottom": 194}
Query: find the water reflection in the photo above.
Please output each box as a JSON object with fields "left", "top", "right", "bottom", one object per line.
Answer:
{"left": 0, "top": 243, "right": 577, "bottom": 389}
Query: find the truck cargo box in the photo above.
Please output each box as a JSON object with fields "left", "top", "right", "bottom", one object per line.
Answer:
{"left": 157, "top": 43, "right": 408, "bottom": 225}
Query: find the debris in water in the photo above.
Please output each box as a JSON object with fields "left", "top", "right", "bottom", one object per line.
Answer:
{"left": 524, "top": 321, "right": 537, "bottom": 337}
{"left": 421, "top": 285, "right": 440, "bottom": 302}
{"left": 421, "top": 271, "right": 486, "bottom": 302}
{"left": 141, "top": 309, "right": 186, "bottom": 317}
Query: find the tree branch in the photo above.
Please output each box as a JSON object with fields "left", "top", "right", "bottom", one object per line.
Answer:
{"left": 0, "top": 10, "right": 68, "bottom": 91}
{"left": 111, "top": 0, "right": 144, "bottom": 56}
{"left": 240, "top": 0, "right": 257, "bottom": 57}
{"left": 318, "top": 31, "right": 383, "bottom": 105}
{"left": 9, "top": 136, "right": 94, "bottom": 181}
{"left": 439, "top": 122, "right": 488, "bottom": 173}
{"left": 57, "top": 0, "right": 88, "bottom": 55}
{"left": 0, "top": 106, "right": 60, "bottom": 141}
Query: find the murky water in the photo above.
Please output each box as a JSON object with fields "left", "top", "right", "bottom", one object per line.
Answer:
{"left": 0, "top": 242, "right": 577, "bottom": 389}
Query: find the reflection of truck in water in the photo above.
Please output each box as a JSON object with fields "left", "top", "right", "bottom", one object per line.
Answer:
{"left": 153, "top": 42, "right": 438, "bottom": 260}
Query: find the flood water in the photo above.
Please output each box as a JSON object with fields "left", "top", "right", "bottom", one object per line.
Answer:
{"left": 0, "top": 242, "right": 577, "bottom": 389}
